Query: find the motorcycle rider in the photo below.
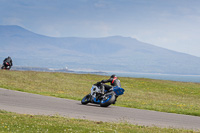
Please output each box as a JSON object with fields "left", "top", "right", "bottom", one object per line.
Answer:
{"left": 97, "top": 74, "right": 121, "bottom": 104}
{"left": 2, "top": 56, "right": 13, "bottom": 69}
{"left": 100, "top": 74, "right": 121, "bottom": 93}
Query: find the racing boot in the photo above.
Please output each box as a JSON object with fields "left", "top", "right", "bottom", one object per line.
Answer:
{"left": 113, "top": 96, "right": 118, "bottom": 104}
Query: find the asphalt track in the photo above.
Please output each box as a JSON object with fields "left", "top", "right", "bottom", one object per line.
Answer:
{"left": 0, "top": 88, "right": 200, "bottom": 130}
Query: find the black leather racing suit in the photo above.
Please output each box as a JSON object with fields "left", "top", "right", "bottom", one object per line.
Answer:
{"left": 100, "top": 77, "right": 121, "bottom": 93}
{"left": 3, "top": 57, "right": 13, "bottom": 68}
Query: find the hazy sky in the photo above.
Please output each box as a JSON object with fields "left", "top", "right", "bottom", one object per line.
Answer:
{"left": 1, "top": 0, "right": 200, "bottom": 57}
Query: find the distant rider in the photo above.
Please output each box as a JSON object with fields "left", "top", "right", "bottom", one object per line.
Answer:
{"left": 2, "top": 56, "right": 13, "bottom": 69}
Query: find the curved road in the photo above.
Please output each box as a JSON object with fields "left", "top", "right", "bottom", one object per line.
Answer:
{"left": 0, "top": 88, "right": 200, "bottom": 130}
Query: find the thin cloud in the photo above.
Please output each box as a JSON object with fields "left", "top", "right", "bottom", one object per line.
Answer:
{"left": 0, "top": 0, "right": 200, "bottom": 57}
{"left": 2, "top": 17, "right": 23, "bottom": 26}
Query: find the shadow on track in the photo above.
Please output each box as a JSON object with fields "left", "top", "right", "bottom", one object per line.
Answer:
{"left": 77, "top": 103, "right": 113, "bottom": 108}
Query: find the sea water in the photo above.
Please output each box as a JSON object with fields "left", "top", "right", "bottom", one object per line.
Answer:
{"left": 104, "top": 71, "right": 200, "bottom": 83}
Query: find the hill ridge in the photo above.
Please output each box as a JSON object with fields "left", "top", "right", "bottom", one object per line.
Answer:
{"left": 1, "top": 25, "right": 200, "bottom": 75}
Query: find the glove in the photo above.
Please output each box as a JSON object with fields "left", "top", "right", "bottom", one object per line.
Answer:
{"left": 95, "top": 82, "right": 101, "bottom": 86}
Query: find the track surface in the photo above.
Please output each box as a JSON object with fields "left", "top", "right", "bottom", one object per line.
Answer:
{"left": 0, "top": 88, "right": 200, "bottom": 130}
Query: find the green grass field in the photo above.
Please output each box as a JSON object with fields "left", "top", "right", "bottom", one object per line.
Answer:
{"left": 0, "top": 110, "right": 196, "bottom": 133}
{"left": 0, "top": 70, "right": 200, "bottom": 116}
{"left": 0, "top": 70, "right": 200, "bottom": 132}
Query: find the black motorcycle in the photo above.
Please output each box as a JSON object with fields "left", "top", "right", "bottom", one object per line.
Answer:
{"left": 1, "top": 62, "right": 11, "bottom": 70}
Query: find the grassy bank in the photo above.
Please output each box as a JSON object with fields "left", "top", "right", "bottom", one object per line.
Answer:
{"left": 0, "top": 110, "right": 196, "bottom": 133}
{"left": 0, "top": 70, "right": 200, "bottom": 116}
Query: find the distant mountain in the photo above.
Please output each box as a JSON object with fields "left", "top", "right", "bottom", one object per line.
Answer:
{"left": 1, "top": 25, "right": 200, "bottom": 75}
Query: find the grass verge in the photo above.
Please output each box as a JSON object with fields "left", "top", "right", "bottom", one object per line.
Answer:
{"left": 0, "top": 70, "right": 200, "bottom": 116}
{"left": 0, "top": 110, "right": 196, "bottom": 133}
